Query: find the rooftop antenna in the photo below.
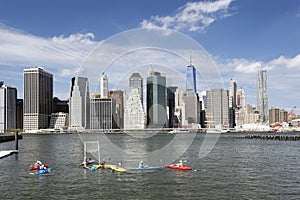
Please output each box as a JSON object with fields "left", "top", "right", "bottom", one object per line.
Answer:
{"left": 190, "top": 54, "right": 192, "bottom": 66}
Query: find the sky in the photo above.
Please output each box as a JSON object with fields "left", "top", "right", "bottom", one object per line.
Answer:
{"left": 0, "top": 0, "right": 299, "bottom": 113}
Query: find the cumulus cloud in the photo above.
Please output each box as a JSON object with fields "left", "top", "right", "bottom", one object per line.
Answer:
{"left": 0, "top": 24, "right": 97, "bottom": 98}
{"left": 140, "top": 0, "right": 236, "bottom": 32}
{"left": 0, "top": 25, "right": 97, "bottom": 70}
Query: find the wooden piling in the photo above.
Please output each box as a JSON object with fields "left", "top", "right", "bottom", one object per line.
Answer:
{"left": 15, "top": 131, "right": 18, "bottom": 150}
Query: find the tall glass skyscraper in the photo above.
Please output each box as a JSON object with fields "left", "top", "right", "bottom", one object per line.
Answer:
{"left": 186, "top": 65, "right": 197, "bottom": 93}
{"left": 23, "top": 67, "right": 53, "bottom": 131}
{"left": 146, "top": 67, "right": 167, "bottom": 128}
{"left": 257, "top": 70, "right": 268, "bottom": 123}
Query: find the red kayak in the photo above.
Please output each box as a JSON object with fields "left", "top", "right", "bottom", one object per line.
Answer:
{"left": 167, "top": 164, "right": 192, "bottom": 170}
{"left": 29, "top": 164, "right": 50, "bottom": 171}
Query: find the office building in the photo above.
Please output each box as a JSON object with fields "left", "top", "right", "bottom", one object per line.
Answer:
{"left": 90, "top": 93, "right": 116, "bottom": 130}
{"left": 49, "top": 112, "right": 68, "bottom": 129}
{"left": 124, "top": 89, "right": 145, "bottom": 129}
{"left": 101, "top": 73, "right": 108, "bottom": 98}
{"left": 109, "top": 90, "right": 124, "bottom": 129}
{"left": 146, "top": 67, "right": 167, "bottom": 128}
{"left": 186, "top": 65, "right": 197, "bottom": 93}
{"left": 23, "top": 67, "right": 53, "bottom": 131}
{"left": 257, "top": 70, "right": 269, "bottom": 123}
{"left": 229, "top": 79, "right": 237, "bottom": 107}
{"left": 69, "top": 77, "right": 90, "bottom": 129}
{"left": 52, "top": 97, "right": 69, "bottom": 113}
{"left": 229, "top": 79, "right": 237, "bottom": 128}
{"left": 236, "top": 87, "right": 245, "bottom": 109}
{"left": 182, "top": 91, "right": 200, "bottom": 127}
{"left": 129, "top": 73, "right": 143, "bottom": 106}
{"left": 206, "top": 89, "right": 229, "bottom": 127}
{"left": 167, "top": 86, "right": 178, "bottom": 128}
{"left": 0, "top": 84, "right": 17, "bottom": 132}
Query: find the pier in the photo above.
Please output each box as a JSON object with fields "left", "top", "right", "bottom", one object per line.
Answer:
{"left": 243, "top": 134, "right": 300, "bottom": 141}
{"left": 0, "top": 132, "right": 21, "bottom": 159}
{"left": 0, "top": 132, "right": 22, "bottom": 143}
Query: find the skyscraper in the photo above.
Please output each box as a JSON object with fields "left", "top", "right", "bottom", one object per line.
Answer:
{"left": 206, "top": 89, "right": 229, "bottom": 127}
{"left": 90, "top": 95, "right": 116, "bottom": 130}
{"left": 257, "top": 70, "right": 268, "bottom": 123}
{"left": 0, "top": 84, "right": 17, "bottom": 132}
{"left": 167, "top": 86, "right": 178, "bottom": 128}
{"left": 101, "top": 73, "right": 108, "bottom": 98}
{"left": 146, "top": 67, "right": 167, "bottom": 128}
{"left": 236, "top": 87, "right": 245, "bottom": 109}
{"left": 229, "top": 79, "right": 237, "bottom": 128}
{"left": 69, "top": 77, "right": 90, "bottom": 129}
{"left": 229, "top": 79, "right": 237, "bottom": 108}
{"left": 186, "top": 65, "right": 197, "bottom": 93}
{"left": 23, "top": 67, "right": 53, "bottom": 131}
{"left": 124, "top": 88, "right": 145, "bottom": 129}
{"left": 109, "top": 90, "right": 124, "bottom": 129}
{"left": 129, "top": 73, "right": 143, "bottom": 106}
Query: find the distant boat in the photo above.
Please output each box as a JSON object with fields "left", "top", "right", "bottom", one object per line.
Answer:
{"left": 168, "top": 129, "right": 190, "bottom": 134}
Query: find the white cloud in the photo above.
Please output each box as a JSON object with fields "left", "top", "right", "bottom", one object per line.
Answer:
{"left": 140, "top": 0, "right": 236, "bottom": 32}
{"left": 0, "top": 24, "right": 97, "bottom": 99}
{"left": 0, "top": 25, "right": 97, "bottom": 70}
{"left": 217, "top": 54, "right": 300, "bottom": 109}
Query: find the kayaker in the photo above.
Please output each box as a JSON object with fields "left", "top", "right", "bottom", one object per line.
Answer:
{"left": 116, "top": 162, "right": 122, "bottom": 169}
{"left": 138, "top": 161, "right": 144, "bottom": 168}
{"left": 35, "top": 160, "right": 42, "bottom": 167}
{"left": 178, "top": 160, "right": 183, "bottom": 167}
{"left": 40, "top": 164, "right": 46, "bottom": 170}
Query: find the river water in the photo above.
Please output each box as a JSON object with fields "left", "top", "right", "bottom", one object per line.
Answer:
{"left": 0, "top": 133, "right": 299, "bottom": 199}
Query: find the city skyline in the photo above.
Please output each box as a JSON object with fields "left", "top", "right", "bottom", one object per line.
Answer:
{"left": 0, "top": 0, "right": 299, "bottom": 113}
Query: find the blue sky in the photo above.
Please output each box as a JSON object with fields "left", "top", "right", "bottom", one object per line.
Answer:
{"left": 0, "top": 0, "right": 299, "bottom": 113}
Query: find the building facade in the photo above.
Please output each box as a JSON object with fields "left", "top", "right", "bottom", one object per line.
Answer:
{"left": 108, "top": 90, "right": 124, "bottom": 129}
{"left": 186, "top": 65, "right": 197, "bottom": 93}
{"left": 100, "top": 73, "right": 108, "bottom": 98}
{"left": 49, "top": 112, "right": 68, "bottom": 129}
{"left": 167, "top": 86, "right": 178, "bottom": 128}
{"left": 69, "top": 77, "right": 90, "bottom": 129}
{"left": 124, "top": 88, "right": 145, "bottom": 129}
{"left": 236, "top": 87, "right": 245, "bottom": 109}
{"left": 90, "top": 94, "right": 116, "bottom": 130}
{"left": 206, "top": 89, "right": 229, "bottom": 128}
{"left": 0, "top": 84, "right": 17, "bottom": 132}
{"left": 146, "top": 67, "right": 167, "bottom": 128}
{"left": 257, "top": 70, "right": 269, "bottom": 123}
{"left": 129, "top": 73, "right": 143, "bottom": 106}
{"left": 23, "top": 67, "right": 53, "bottom": 131}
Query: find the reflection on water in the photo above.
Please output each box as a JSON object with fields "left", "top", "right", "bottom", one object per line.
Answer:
{"left": 0, "top": 133, "right": 299, "bottom": 199}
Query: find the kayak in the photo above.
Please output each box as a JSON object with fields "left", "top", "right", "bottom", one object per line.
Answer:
{"left": 167, "top": 164, "right": 192, "bottom": 170}
{"left": 101, "top": 164, "right": 115, "bottom": 169}
{"left": 79, "top": 160, "right": 95, "bottom": 166}
{"left": 36, "top": 167, "right": 52, "bottom": 175}
{"left": 109, "top": 165, "right": 126, "bottom": 173}
{"left": 29, "top": 164, "right": 50, "bottom": 171}
{"left": 129, "top": 166, "right": 165, "bottom": 171}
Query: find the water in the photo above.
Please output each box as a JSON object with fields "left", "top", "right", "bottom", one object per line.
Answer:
{"left": 0, "top": 133, "right": 299, "bottom": 199}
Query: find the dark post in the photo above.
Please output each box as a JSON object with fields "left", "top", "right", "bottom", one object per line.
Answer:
{"left": 15, "top": 131, "right": 19, "bottom": 150}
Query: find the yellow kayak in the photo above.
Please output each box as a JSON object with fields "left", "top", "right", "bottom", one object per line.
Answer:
{"left": 109, "top": 165, "right": 126, "bottom": 173}
{"left": 101, "top": 164, "right": 115, "bottom": 169}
